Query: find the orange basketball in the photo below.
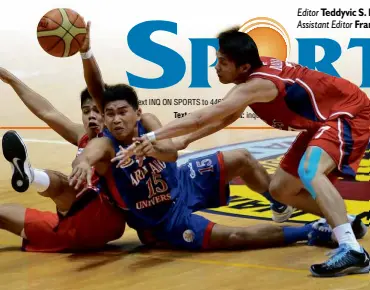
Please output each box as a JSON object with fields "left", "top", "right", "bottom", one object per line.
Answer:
{"left": 37, "top": 8, "right": 87, "bottom": 57}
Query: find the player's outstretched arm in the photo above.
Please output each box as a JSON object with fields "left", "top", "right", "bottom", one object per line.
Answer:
{"left": 0, "top": 67, "right": 84, "bottom": 146}
{"left": 139, "top": 113, "right": 178, "bottom": 161}
{"left": 143, "top": 78, "right": 278, "bottom": 142}
{"left": 112, "top": 113, "right": 178, "bottom": 167}
{"left": 172, "top": 107, "right": 244, "bottom": 150}
{"left": 79, "top": 21, "right": 105, "bottom": 114}
{"left": 69, "top": 137, "right": 114, "bottom": 189}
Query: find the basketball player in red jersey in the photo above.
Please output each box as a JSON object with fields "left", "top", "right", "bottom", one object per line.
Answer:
{"left": 0, "top": 63, "right": 126, "bottom": 251}
{"left": 123, "top": 27, "right": 370, "bottom": 277}
{"left": 69, "top": 22, "right": 346, "bottom": 254}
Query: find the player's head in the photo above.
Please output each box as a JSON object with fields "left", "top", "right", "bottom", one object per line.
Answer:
{"left": 80, "top": 88, "right": 104, "bottom": 138}
{"left": 102, "top": 84, "right": 141, "bottom": 142}
{"left": 216, "top": 27, "right": 262, "bottom": 84}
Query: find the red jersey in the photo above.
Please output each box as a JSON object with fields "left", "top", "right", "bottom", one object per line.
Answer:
{"left": 77, "top": 134, "right": 89, "bottom": 154}
{"left": 22, "top": 133, "right": 127, "bottom": 253}
{"left": 248, "top": 57, "right": 370, "bottom": 131}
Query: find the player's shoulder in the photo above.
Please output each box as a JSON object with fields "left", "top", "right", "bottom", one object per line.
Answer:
{"left": 141, "top": 112, "right": 157, "bottom": 120}
{"left": 141, "top": 112, "right": 162, "bottom": 126}
{"left": 248, "top": 56, "right": 296, "bottom": 86}
{"left": 253, "top": 56, "right": 286, "bottom": 74}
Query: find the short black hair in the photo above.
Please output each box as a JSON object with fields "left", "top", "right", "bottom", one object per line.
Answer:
{"left": 80, "top": 85, "right": 109, "bottom": 107}
{"left": 80, "top": 88, "right": 92, "bottom": 108}
{"left": 217, "top": 27, "right": 263, "bottom": 69}
{"left": 102, "top": 84, "right": 139, "bottom": 110}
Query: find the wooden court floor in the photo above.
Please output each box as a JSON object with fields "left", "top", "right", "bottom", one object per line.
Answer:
{"left": 0, "top": 130, "right": 369, "bottom": 290}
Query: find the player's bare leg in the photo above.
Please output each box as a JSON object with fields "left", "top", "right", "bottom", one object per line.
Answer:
{"left": 206, "top": 150, "right": 331, "bottom": 249}
{"left": 209, "top": 223, "right": 285, "bottom": 249}
{"left": 0, "top": 204, "right": 26, "bottom": 237}
{"left": 208, "top": 217, "right": 336, "bottom": 250}
{"left": 299, "top": 147, "right": 347, "bottom": 226}
{"left": 270, "top": 166, "right": 367, "bottom": 239}
{"left": 222, "top": 149, "right": 294, "bottom": 222}
{"left": 298, "top": 146, "right": 369, "bottom": 277}
{"left": 36, "top": 170, "right": 77, "bottom": 213}
{"left": 2, "top": 131, "right": 76, "bottom": 213}
{"left": 269, "top": 167, "right": 323, "bottom": 216}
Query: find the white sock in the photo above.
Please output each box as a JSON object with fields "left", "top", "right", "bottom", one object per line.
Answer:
{"left": 319, "top": 214, "right": 356, "bottom": 228}
{"left": 31, "top": 169, "right": 51, "bottom": 193}
{"left": 333, "top": 223, "right": 361, "bottom": 252}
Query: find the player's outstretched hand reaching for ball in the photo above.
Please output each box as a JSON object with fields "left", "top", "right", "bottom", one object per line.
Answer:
{"left": 80, "top": 21, "right": 91, "bottom": 53}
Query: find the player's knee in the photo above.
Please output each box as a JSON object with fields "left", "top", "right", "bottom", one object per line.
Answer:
{"left": 0, "top": 204, "right": 15, "bottom": 215}
{"left": 37, "top": 190, "right": 50, "bottom": 197}
{"left": 0, "top": 204, "right": 18, "bottom": 223}
{"left": 298, "top": 164, "right": 316, "bottom": 182}
{"left": 298, "top": 156, "right": 318, "bottom": 199}
{"left": 0, "top": 204, "right": 26, "bottom": 235}
{"left": 233, "top": 149, "right": 256, "bottom": 172}
{"left": 239, "top": 149, "right": 254, "bottom": 165}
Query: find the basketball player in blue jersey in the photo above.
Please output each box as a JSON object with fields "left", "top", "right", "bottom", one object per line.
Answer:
{"left": 117, "top": 27, "right": 370, "bottom": 276}
{"left": 70, "top": 22, "right": 363, "bottom": 251}
{"left": 69, "top": 82, "right": 337, "bottom": 251}
{"left": 77, "top": 21, "right": 294, "bottom": 223}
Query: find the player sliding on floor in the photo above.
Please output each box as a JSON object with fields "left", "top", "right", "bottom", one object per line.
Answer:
{"left": 116, "top": 27, "right": 370, "bottom": 277}
{"left": 68, "top": 22, "right": 367, "bottom": 255}
{"left": 0, "top": 33, "right": 127, "bottom": 253}
{"left": 78, "top": 22, "right": 294, "bottom": 224}
{"left": 69, "top": 81, "right": 335, "bottom": 252}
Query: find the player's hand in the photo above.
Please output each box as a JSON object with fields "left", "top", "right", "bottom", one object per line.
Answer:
{"left": 69, "top": 160, "right": 93, "bottom": 190}
{"left": 0, "top": 67, "right": 15, "bottom": 84}
{"left": 132, "top": 137, "right": 155, "bottom": 165}
{"left": 172, "top": 136, "right": 189, "bottom": 151}
{"left": 111, "top": 143, "right": 138, "bottom": 168}
{"left": 111, "top": 139, "right": 154, "bottom": 167}
{"left": 80, "top": 21, "right": 91, "bottom": 53}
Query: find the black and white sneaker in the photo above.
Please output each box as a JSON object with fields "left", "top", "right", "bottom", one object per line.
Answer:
{"left": 310, "top": 244, "right": 370, "bottom": 277}
{"left": 2, "top": 130, "right": 34, "bottom": 192}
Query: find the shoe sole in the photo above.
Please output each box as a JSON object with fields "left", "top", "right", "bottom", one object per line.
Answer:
{"left": 310, "top": 264, "right": 370, "bottom": 277}
{"left": 2, "top": 131, "right": 30, "bottom": 192}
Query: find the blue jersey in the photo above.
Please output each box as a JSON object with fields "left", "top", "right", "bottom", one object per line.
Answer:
{"left": 100, "top": 122, "right": 179, "bottom": 229}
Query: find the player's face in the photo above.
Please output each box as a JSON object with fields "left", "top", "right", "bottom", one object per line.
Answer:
{"left": 215, "top": 51, "right": 240, "bottom": 84}
{"left": 104, "top": 100, "right": 141, "bottom": 142}
{"left": 81, "top": 98, "right": 104, "bottom": 138}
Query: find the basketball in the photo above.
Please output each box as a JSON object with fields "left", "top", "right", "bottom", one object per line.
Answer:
{"left": 37, "top": 8, "right": 87, "bottom": 57}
